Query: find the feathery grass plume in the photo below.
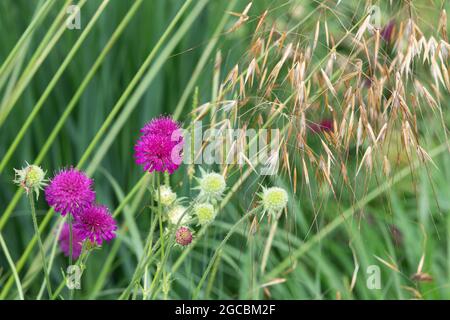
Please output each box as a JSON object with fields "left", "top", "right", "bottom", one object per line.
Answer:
{"left": 45, "top": 168, "right": 95, "bottom": 217}
{"left": 134, "top": 116, "right": 184, "bottom": 174}
{"left": 74, "top": 204, "right": 117, "bottom": 246}
{"left": 175, "top": 226, "right": 193, "bottom": 246}
{"left": 13, "top": 163, "right": 47, "bottom": 199}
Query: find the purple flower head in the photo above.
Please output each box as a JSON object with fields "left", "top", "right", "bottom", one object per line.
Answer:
{"left": 59, "top": 223, "right": 84, "bottom": 260}
{"left": 140, "top": 116, "right": 180, "bottom": 137}
{"left": 74, "top": 204, "right": 117, "bottom": 246}
{"left": 45, "top": 168, "right": 95, "bottom": 217}
{"left": 381, "top": 20, "right": 395, "bottom": 44}
{"left": 134, "top": 116, "right": 184, "bottom": 174}
{"left": 310, "top": 119, "right": 334, "bottom": 134}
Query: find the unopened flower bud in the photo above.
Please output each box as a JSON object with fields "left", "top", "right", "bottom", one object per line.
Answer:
{"left": 175, "top": 226, "right": 193, "bottom": 246}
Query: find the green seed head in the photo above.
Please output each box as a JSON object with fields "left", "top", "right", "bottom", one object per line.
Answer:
{"left": 194, "top": 203, "right": 215, "bottom": 225}
{"left": 155, "top": 185, "right": 176, "bottom": 207}
{"left": 13, "top": 164, "right": 47, "bottom": 198}
{"left": 262, "top": 187, "right": 288, "bottom": 213}
{"left": 199, "top": 172, "right": 226, "bottom": 197}
{"left": 167, "top": 205, "right": 189, "bottom": 225}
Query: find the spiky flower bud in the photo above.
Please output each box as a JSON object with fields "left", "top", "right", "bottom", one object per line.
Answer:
{"left": 261, "top": 187, "right": 288, "bottom": 214}
{"left": 13, "top": 163, "right": 47, "bottom": 198}
{"left": 167, "top": 205, "right": 190, "bottom": 225}
{"left": 194, "top": 203, "right": 215, "bottom": 225}
{"left": 155, "top": 185, "right": 177, "bottom": 207}
{"left": 198, "top": 171, "right": 226, "bottom": 200}
{"left": 175, "top": 226, "right": 193, "bottom": 246}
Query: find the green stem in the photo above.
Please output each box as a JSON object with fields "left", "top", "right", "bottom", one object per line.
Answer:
{"left": 28, "top": 194, "right": 52, "bottom": 298}
{"left": 68, "top": 216, "right": 73, "bottom": 268}
{"left": 260, "top": 211, "right": 282, "bottom": 274}
{"left": 68, "top": 214, "right": 74, "bottom": 300}
{"left": 119, "top": 240, "right": 162, "bottom": 300}
{"left": 155, "top": 173, "right": 168, "bottom": 300}
{"left": 37, "top": 221, "right": 63, "bottom": 299}
{"left": 142, "top": 200, "right": 158, "bottom": 300}
{"left": 192, "top": 207, "right": 259, "bottom": 299}
{"left": 50, "top": 242, "right": 91, "bottom": 300}
{"left": 0, "top": 231, "right": 24, "bottom": 300}
{"left": 149, "top": 201, "right": 196, "bottom": 300}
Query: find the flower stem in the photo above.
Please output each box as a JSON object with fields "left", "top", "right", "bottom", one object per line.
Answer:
{"left": 260, "top": 211, "right": 282, "bottom": 274}
{"left": 142, "top": 210, "right": 158, "bottom": 300}
{"left": 68, "top": 214, "right": 74, "bottom": 300}
{"left": 68, "top": 215, "right": 73, "bottom": 267}
{"left": 192, "top": 207, "right": 259, "bottom": 299}
{"left": 37, "top": 221, "right": 63, "bottom": 300}
{"left": 28, "top": 193, "right": 52, "bottom": 298}
{"left": 156, "top": 173, "right": 168, "bottom": 300}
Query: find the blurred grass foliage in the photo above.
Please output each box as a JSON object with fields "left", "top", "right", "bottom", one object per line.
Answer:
{"left": 0, "top": 0, "right": 449, "bottom": 299}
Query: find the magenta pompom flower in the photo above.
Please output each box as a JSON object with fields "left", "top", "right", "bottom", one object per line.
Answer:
{"left": 59, "top": 223, "right": 84, "bottom": 260}
{"left": 45, "top": 168, "right": 95, "bottom": 216}
{"left": 134, "top": 116, "right": 184, "bottom": 174}
{"left": 74, "top": 204, "right": 117, "bottom": 245}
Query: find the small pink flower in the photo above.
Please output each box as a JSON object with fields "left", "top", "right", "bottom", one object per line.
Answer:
{"left": 134, "top": 116, "right": 184, "bottom": 174}
{"left": 175, "top": 227, "right": 192, "bottom": 246}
